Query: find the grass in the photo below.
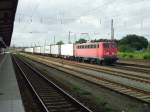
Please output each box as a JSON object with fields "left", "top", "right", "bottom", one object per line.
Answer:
{"left": 94, "top": 96, "right": 115, "bottom": 112}
{"left": 72, "top": 85, "right": 91, "bottom": 95}
{"left": 118, "top": 50, "right": 150, "bottom": 59}
{"left": 72, "top": 85, "right": 114, "bottom": 112}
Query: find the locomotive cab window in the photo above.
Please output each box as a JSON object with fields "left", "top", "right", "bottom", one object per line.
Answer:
{"left": 103, "top": 43, "right": 109, "bottom": 48}
{"left": 111, "top": 43, "right": 117, "bottom": 48}
{"left": 91, "top": 45, "right": 93, "bottom": 48}
{"left": 97, "top": 44, "right": 99, "bottom": 48}
{"left": 91, "top": 45, "right": 95, "bottom": 48}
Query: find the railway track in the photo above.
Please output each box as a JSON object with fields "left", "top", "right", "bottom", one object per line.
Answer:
{"left": 30, "top": 54, "right": 150, "bottom": 74}
{"left": 12, "top": 55, "right": 92, "bottom": 112}
{"left": 25, "top": 54, "right": 150, "bottom": 84}
{"left": 20, "top": 54, "right": 150, "bottom": 104}
{"left": 116, "top": 60, "right": 150, "bottom": 69}
{"left": 112, "top": 64, "right": 150, "bottom": 74}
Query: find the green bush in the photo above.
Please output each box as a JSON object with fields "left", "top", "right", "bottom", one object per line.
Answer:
{"left": 128, "top": 54, "right": 134, "bottom": 58}
{"left": 117, "top": 42, "right": 150, "bottom": 60}
{"left": 143, "top": 54, "right": 150, "bottom": 59}
{"left": 117, "top": 51, "right": 148, "bottom": 59}
{"left": 119, "top": 45, "right": 134, "bottom": 52}
{"left": 148, "top": 43, "right": 150, "bottom": 50}
{"left": 122, "top": 53, "right": 127, "bottom": 57}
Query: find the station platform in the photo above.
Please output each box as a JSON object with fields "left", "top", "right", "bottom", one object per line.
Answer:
{"left": 0, "top": 53, "right": 5, "bottom": 64}
{"left": 0, "top": 54, "right": 25, "bottom": 112}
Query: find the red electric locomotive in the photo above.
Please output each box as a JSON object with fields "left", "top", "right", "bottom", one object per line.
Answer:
{"left": 74, "top": 42, "right": 118, "bottom": 64}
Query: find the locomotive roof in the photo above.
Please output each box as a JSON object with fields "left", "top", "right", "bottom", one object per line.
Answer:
{"left": 76, "top": 41, "right": 114, "bottom": 45}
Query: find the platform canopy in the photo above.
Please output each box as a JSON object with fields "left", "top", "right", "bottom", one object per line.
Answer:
{"left": 0, "top": 0, "right": 18, "bottom": 48}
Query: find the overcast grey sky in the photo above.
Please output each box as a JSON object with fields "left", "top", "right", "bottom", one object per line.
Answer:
{"left": 11, "top": 0, "right": 150, "bottom": 47}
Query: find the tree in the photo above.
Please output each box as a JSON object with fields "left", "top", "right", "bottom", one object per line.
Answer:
{"left": 147, "top": 42, "right": 150, "bottom": 50}
{"left": 56, "top": 41, "right": 64, "bottom": 45}
{"left": 75, "top": 38, "right": 87, "bottom": 43}
{"left": 118, "top": 34, "right": 148, "bottom": 52}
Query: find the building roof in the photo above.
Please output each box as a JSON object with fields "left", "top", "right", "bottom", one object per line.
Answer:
{"left": 0, "top": 0, "right": 18, "bottom": 48}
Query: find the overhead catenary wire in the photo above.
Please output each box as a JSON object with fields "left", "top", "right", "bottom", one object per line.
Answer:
{"left": 22, "top": 3, "right": 40, "bottom": 31}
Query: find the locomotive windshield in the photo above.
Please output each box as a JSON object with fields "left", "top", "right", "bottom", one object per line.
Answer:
{"left": 111, "top": 43, "right": 117, "bottom": 48}
{"left": 103, "top": 43, "right": 109, "bottom": 48}
{"left": 103, "top": 42, "right": 117, "bottom": 48}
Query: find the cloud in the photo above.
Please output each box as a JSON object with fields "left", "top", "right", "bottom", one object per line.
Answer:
{"left": 12, "top": 0, "right": 150, "bottom": 47}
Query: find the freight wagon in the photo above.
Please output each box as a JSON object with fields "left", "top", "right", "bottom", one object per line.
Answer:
{"left": 33, "top": 46, "right": 41, "bottom": 54}
{"left": 24, "top": 47, "right": 33, "bottom": 53}
{"left": 51, "top": 45, "right": 60, "bottom": 57}
{"left": 44, "top": 45, "right": 51, "bottom": 54}
{"left": 60, "top": 44, "right": 74, "bottom": 59}
{"left": 24, "top": 41, "right": 118, "bottom": 64}
{"left": 40, "top": 46, "right": 45, "bottom": 54}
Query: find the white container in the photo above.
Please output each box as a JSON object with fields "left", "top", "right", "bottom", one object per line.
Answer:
{"left": 61, "top": 44, "right": 74, "bottom": 56}
{"left": 40, "top": 46, "right": 45, "bottom": 54}
{"left": 44, "top": 45, "right": 50, "bottom": 54}
{"left": 25, "top": 48, "right": 33, "bottom": 53}
{"left": 34, "top": 47, "right": 41, "bottom": 53}
{"left": 51, "top": 45, "right": 60, "bottom": 55}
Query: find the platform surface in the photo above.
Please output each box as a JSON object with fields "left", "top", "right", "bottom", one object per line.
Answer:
{"left": 0, "top": 54, "right": 25, "bottom": 112}
{"left": 0, "top": 54, "right": 5, "bottom": 63}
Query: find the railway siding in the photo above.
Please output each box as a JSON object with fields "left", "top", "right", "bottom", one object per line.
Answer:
{"left": 117, "top": 59, "right": 150, "bottom": 68}
{"left": 30, "top": 54, "right": 150, "bottom": 78}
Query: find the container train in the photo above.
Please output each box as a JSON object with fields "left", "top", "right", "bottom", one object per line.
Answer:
{"left": 24, "top": 41, "right": 118, "bottom": 64}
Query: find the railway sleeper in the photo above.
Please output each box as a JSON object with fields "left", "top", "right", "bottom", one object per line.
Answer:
{"left": 48, "top": 107, "right": 80, "bottom": 112}
{"left": 37, "top": 91, "right": 59, "bottom": 94}
{"left": 43, "top": 98, "right": 67, "bottom": 102}
{"left": 46, "top": 103, "right": 73, "bottom": 108}
{"left": 40, "top": 94, "right": 61, "bottom": 97}
{"left": 119, "top": 89, "right": 133, "bottom": 93}
{"left": 41, "top": 96, "right": 64, "bottom": 100}
{"left": 138, "top": 95, "right": 150, "bottom": 99}
{"left": 116, "top": 88, "right": 127, "bottom": 91}
{"left": 123, "top": 91, "right": 139, "bottom": 96}
{"left": 144, "top": 98, "right": 150, "bottom": 102}
{"left": 45, "top": 101, "right": 71, "bottom": 105}
{"left": 133, "top": 93, "right": 146, "bottom": 97}
{"left": 37, "top": 87, "right": 56, "bottom": 91}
